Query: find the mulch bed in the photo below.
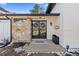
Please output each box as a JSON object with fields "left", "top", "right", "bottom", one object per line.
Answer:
{"left": 0, "top": 46, "right": 28, "bottom": 56}
{"left": 0, "top": 42, "right": 28, "bottom": 56}
{"left": 11, "top": 42, "right": 26, "bottom": 48}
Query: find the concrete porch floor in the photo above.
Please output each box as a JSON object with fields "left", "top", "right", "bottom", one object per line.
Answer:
{"left": 23, "top": 40, "right": 66, "bottom": 52}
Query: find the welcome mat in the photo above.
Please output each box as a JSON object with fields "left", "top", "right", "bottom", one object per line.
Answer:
{"left": 32, "top": 39, "right": 48, "bottom": 44}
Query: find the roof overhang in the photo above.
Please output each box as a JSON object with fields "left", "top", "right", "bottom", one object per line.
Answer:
{"left": 0, "top": 13, "right": 60, "bottom": 20}
{"left": 0, "top": 13, "right": 60, "bottom": 16}
{"left": 0, "top": 7, "right": 9, "bottom": 13}
{"left": 46, "top": 3, "right": 56, "bottom": 14}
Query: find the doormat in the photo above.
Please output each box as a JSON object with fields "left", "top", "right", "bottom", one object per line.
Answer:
{"left": 32, "top": 39, "right": 48, "bottom": 44}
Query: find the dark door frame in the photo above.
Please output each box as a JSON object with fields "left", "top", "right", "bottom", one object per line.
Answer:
{"left": 31, "top": 20, "right": 47, "bottom": 39}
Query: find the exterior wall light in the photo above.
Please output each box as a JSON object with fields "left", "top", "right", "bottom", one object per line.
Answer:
{"left": 50, "top": 22, "right": 52, "bottom": 26}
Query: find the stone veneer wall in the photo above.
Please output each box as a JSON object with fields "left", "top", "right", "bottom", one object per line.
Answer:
{"left": 12, "top": 19, "right": 31, "bottom": 42}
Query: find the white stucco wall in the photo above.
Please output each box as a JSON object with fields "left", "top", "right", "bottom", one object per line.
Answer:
{"left": 51, "top": 3, "right": 64, "bottom": 47}
{"left": 51, "top": 3, "right": 79, "bottom": 48}
{"left": 63, "top": 3, "right": 79, "bottom": 48}
{"left": 47, "top": 19, "right": 55, "bottom": 40}
{"left": 0, "top": 20, "right": 10, "bottom": 43}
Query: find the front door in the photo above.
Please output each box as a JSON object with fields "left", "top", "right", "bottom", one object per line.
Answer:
{"left": 32, "top": 20, "right": 47, "bottom": 39}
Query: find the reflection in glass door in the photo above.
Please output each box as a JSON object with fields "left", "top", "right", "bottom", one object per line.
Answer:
{"left": 32, "top": 20, "right": 47, "bottom": 39}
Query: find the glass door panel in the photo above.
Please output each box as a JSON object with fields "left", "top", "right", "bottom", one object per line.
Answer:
{"left": 39, "top": 21, "right": 46, "bottom": 38}
{"left": 32, "top": 20, "right": 47, "bottom": 39}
